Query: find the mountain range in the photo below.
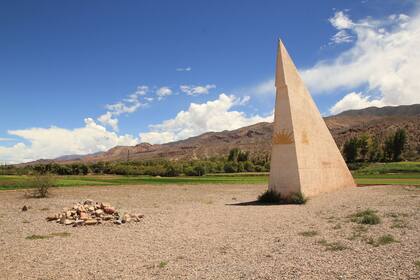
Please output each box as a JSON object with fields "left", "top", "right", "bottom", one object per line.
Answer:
{"left": 27, "top": 104, "right": 420, "bottom": 164}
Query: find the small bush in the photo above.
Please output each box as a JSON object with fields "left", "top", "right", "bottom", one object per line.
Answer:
{"left": 350, "top": 209, "right": 381, "bottom": 225}
{"left": 325, "top": 242, "right": 348, "bottom": 251}
{"left": 288, "top": 192, "right": 308, "bottom": 204}
{"left": 317, "top": 239, "right": 348, "bottom": 251}
{"left": 299, "top": 230, "right": 318, "bottom": 237}
{"left": 49, "top": 232, "right": 71, "bottom": 237}
{"left": 257, "top": 190, "right": 307, "bottom": 205}
{"left": 25, "top": 174, "right": 57, "bottom": 198}
{"left": 158, "top": 261, "right": 168, "bottom": 268}
{"left": 26, "top": 232, "right": 71, "bottom": 240}
{"left": 258, "top": 190, "right": 282, "bottom": 203}
{"left": 415, "top": 260, "right": 420, "bottom": 270}
{"left": 366, "top": 234, "right": 397, "bottom": 246}
{"left": 377, "top": 234, "right": 397, "bottom": 245}
{"left": 391, "top": 219, "right": 408, "bottom": 229}
{"left": 26, "top": 234, "right": 49, "bottom": 240}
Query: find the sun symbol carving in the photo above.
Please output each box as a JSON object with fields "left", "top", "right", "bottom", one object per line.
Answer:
{"left": 272, "top": 129, "right": 294, "bottom": 144}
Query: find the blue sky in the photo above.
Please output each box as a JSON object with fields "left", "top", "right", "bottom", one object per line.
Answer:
{"left": 1, "top": 0, "right": 419, "bottom": 163}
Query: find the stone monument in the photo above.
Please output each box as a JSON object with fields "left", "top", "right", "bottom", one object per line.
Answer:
{"left": 269, "top": 40, "right": 355, "bottom": 197}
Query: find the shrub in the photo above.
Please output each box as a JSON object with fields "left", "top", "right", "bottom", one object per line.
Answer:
{"left": 223, "top": 162, "right": 237, "bottom": 173}
{"left": 299, "top": 230, "right": 318, "bottom": 237}
{"left": 244, "top": 161, "right": 255, "bottom": 172}
{"left": 367, "top": 234, "right": 397, "bottom": 246}
{"left": 350, "top": 209, "right": 381, "bottom": 225}
{"left": 163, "top": 165, "right": 181, "bottom": 177}
{"left": 258, "top": 190, "right": 282, "bottom": 203}
{"left": 192, "top": 165, "right": 206, "bottom": 176}
{"left": 288, "top": 192, "right": 308, "bottom": 204}
{"left": 376, "top": 234, "right": 396, "bottom": 245}
{"left": 26, "top": 174, "right": 57, "bottom": 198}
{"left": 257, "top": 190, "right": 307, "bottom": 205}
{"left": 26, "top": 234, "right": 49, "bottom": 240}
{"left": 317, "top": 239, "right": 348, "bottom": 251}
{"left": 158, "top": 261, "right": 168, "bottom": 268}
{"left": 325, "top": 242, "right": 348, "bottom": 251}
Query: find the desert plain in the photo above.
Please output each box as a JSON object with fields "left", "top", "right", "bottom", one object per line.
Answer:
{"left": 0, "top": 184, "right": 419, "bottom": 280}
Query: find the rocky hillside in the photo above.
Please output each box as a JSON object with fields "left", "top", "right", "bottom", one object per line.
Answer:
{"left": 36, "top": 104, "right": 420, "bottom": 164}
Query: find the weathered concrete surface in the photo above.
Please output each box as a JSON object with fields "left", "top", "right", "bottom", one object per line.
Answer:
{"left": 269, "top": 40, "right": 355, "bottom": 197}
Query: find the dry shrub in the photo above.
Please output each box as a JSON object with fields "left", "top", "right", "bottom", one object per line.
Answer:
{"left": 25, "top": 174, "right": 57, "bottom": 198}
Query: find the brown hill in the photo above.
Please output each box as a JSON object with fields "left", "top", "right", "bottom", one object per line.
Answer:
{"left": 30, "top": 104, "right": 420, "bottom": 164}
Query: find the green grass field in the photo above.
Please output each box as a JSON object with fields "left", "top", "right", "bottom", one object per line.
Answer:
{"left": 0, "top": 174, "right": 269, "bottom": 190}
{"left": 0, "top": 162, "right": 419, "bottom": 190}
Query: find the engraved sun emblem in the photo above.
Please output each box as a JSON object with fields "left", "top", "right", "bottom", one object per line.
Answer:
{"left": 272, "top": 129, "right": 294, "bottom": 144}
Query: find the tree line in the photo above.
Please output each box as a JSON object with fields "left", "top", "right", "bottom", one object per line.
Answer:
{"left": 0, "top": 149, "right": 270, "bottom": 177}
{"left": 342, "top": 128, "right": 408, "bottom": 163}
{"left": 0, "top": 128, "right": 413, "bottom": 177}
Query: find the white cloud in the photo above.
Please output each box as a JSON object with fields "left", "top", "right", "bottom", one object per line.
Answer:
{"left": 176, "top": 67, "right": 192, "bottom": 72}
{"left": 180, "top": 84, "right": 216, "bottom": 96}
{"left": 97, "top": 112, "right": 119, "bottom": 131}
{"left": 139, "top": 94, "right": 273, "bottom": 144}
{"left": 330, "top": 30, "right": 353, "bottom": 44}
{"left": 251, "top": 79, "right": 275, "bottom": 95}
{"left": 0, "top": 137, "right": 14, "bottom": 142}
{"left": 300, "top": 10, "right": 420, "bottom": 114}
{"left": 329, "top": 92, "right": 385, "bottom": 115}
{"left": 329, "top": 11, "right": 354, "bottom": 30}
{"left": 0, "top": 118, "right": 138, "bottom": 164}
{"left": 156, "top": 86, "right": 173, "bottom": 100}
{"left": 98, "top": 85, "right": 149, "bottom": 130}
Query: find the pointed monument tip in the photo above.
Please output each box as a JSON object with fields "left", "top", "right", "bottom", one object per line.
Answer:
{"left": 275, "top": 38, "right": 300, "bottom": 88}
{"left": 275, "top": 39, "right": 287, "bottom": 87}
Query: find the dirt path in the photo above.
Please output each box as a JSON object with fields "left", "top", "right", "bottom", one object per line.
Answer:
{"left": 0, "top": 184, "right": 419, "bottom": 279}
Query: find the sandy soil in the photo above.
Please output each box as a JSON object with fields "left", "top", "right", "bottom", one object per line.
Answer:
{"left": 0, "top": 184, "right": 419, "bottom": 280}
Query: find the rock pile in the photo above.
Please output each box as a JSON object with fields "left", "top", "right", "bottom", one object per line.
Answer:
{"left": 46, "top": 199, "right": 143, "bottom": 226}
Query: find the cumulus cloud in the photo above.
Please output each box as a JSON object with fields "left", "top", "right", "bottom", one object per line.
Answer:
{"left": 176, "top": 67, "right": 192, "bottom": 72}
{"left": 139, "top": 94, "right": 273, "bottom": 144}
{"left": 329, "top": 92, "right": 385, "bottom": 115}
{"left": 329, "top": 11, "right": 354, "bottom": 30}
{"left": 0, "top": 118, "right": 138, "bottom": 164}
{"left": 301, "top": 10, "right": 420, "bottom": 114}
{"left": 180, "top": 84, "right": 216, "bottom": 96}
{"left": 97, "top": 112, "right": 119, "bottom": 131}
{"left": 98, "top": 85, "right": 148, "bottom": 130}
{"left": 156, "top": 86, "right": 173, "bottom": 100}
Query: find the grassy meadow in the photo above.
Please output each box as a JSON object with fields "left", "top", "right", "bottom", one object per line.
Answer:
{"left": 0, "top": 162, "right": 419, "bottom": 190}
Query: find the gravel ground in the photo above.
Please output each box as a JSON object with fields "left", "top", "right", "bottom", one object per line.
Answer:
{"left": 0, "top": 184, "right": 419, "bottom": 280}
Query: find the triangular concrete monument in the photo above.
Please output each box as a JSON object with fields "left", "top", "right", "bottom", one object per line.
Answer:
{"left": 269, "top": 40, "right": 355, "bottom": 197}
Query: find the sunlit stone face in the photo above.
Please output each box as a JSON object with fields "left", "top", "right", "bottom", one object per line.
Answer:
{"left": 268, "top": 40, "right": 355, "bottom": 197}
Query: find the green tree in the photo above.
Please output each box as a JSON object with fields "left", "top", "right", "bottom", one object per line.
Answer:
{"left": 343, "top": 137, "right": 359, "bottom": 163}
{"left": 244, "top": 161, "right": 255, "bottom": 172}
{"left": 228, "top": 148, "right": 249, "bottom": 162}
{"left": 391, "top": 128, "right": 407, "bottom": 161}
{"left": 223, "top": 162, "right": 238, "bottom": 173}
{"left": 228, "top": 148, "right": 241, "bottom": 162}
{"left": 164, "top": 165, "right": 182, "bottom": 177}
{"left": 384, "top": 135, "right": 394, "bottom": 161}
{"left": 193, "top": 165, "right": 206, "bottom": 176}
{"left": 384, "top": 129, "right": 407, "bottom": 161}
{"left": 367, "top": 137, "right": 381, "bottom": 162}
{"left": 358, "top": 134, "right": 370, "bottom": 161}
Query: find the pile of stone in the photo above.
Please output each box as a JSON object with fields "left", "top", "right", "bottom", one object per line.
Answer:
{"left": 46, "top": 199, "right": 143, "bottom": 226}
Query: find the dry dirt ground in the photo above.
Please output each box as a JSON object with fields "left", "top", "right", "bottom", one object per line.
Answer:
{"left": 0, "top": 184, "right": 419, "bottom": 280}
